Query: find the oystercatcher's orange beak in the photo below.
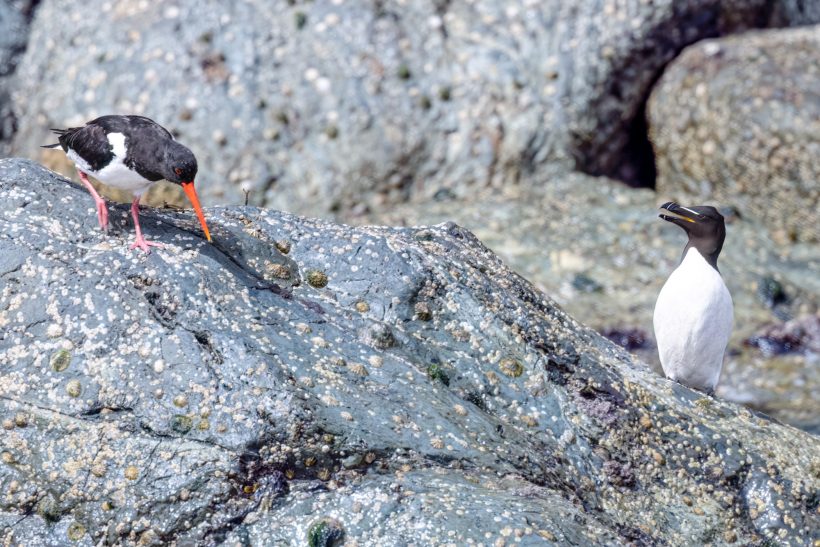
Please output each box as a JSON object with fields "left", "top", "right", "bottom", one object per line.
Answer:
{"left": 181, "top": 182, "right": 212, "bottom": 242}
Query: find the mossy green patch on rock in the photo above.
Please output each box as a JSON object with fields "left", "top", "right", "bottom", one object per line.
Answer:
{"left": 50, "top": 349, "right": 71, "bottom": 372}
{"left": 172, "top": 415, "right": 194, "bottom": 434}
{"left": 427, "top": 362, "right": 450, "bottom": 386}
{"left": 67, "top": 522, "right": 86, "bottom": 541}
{"left": 36, "top": 494, "right": 62, "bottom": 523}
{"left": 757, "top": 275, "right": 788, "bottom": 308}
{"left": 307, "top": 517, "right": 344, "bottom": 547}
{"left": 294, "top": 11, "right": 308, "bottom": 30}
{"left": 571, "top": 273, "right": 603, "bottom": 293}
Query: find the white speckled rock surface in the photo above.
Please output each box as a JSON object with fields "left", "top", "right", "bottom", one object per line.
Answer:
{"left": 9, "top": 0, "right": 814, "bottom": 213}
{"left": 360, "top": 171, "right": 820, "bottom": 435}
{"left": 0, "top": 159, "right": 817, "bottom": 545}
{"left": 649, "top": 26, "right": 820, "bottom": 243}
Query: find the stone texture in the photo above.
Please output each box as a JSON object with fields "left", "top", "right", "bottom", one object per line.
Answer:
{"left": 359, "top": 170, "right": 820, "bottom": 434}
{"left": 8, "top": 0, "right": 794, "bottom": 215}
{"left": 769, "top": 0, "right": 820, "bottom": 25}
{"left": 0, "top": 2, "right": 27, "bottom": 78}
{"left": 0, "top": 158, "right": 818, "bottom": 545}
{"left": 649, "top": 26, "right": 820, "bottom": 243}
{"left": 0, "top": 0, "right": 35, "bottom": 152}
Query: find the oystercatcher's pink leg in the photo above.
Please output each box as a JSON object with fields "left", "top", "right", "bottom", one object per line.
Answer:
{"left": 77, "top": 170, "right": 108, "bottom": 232}
{"left": 129, "top": 196, "right": 164, "bottom": 254}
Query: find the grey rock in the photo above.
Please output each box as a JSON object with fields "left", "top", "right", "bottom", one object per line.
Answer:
{"left": 359, "top": 170, "right": 820, "bottom": 434}
{"left": 1, "top": 159, "right": 818, "bottom": 545}
{"left": 649, "top": 26, "right": 820, "bottom": 243}
{"left": 8, "top": 0, "right": 794, "bottom": 216}
{"left": 0, "top": 1, "right": 34, "bottom": 78}
{"left": 769, "top": 0, "right": 820, "bottom": 26}
{"left": 747, "top": 314, "right": 820, "bottom": 355}
{"left": 0, "top": 0, "right": 35, "bottom": 152}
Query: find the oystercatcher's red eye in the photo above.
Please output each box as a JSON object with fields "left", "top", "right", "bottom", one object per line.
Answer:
{"left": 174, "top": 167, "right": 182, "bottom": 176}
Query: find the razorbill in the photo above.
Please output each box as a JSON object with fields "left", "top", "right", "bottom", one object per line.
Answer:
{"left": 653, "top": 202, "right": 733, "bottom": 394}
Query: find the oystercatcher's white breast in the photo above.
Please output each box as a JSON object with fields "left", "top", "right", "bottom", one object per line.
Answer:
{"left": 67, "top": 132, "right": 155, "bottom": 196}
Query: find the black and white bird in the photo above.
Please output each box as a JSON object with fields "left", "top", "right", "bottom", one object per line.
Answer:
{"left": 42, "top": 115, "right": 211, "bottom": 252}
{"left": 653, "top": 202, "right": 733, "bottom": 394}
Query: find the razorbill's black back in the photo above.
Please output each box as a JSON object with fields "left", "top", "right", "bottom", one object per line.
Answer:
{"left": 653, "top": 202, "right": 733, "bottom": 394}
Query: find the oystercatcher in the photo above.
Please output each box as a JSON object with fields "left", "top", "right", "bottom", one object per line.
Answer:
{"left": 42, "top": 115, "right": 212, "bottom": 252}
{"left": 653, "top": 202, "right": 733, "bottom": 394}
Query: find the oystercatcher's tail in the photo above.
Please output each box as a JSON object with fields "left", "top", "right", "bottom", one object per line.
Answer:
{"left": 41, "top": 128, "right": 73, "bottom": 149}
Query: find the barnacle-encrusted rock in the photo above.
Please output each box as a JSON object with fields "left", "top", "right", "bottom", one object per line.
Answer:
{"left": 426, "top": 363, "right": 450, "bottom": 386}
{"left": 265, "top": 262, "right": 291, "bottom": 280}
{"left": 649, "top": 27, "right": 820, "bottom": 242}
{"left": 49, "top": 349, "right": 71, "bottom": 372}
{"left": 65, "top": 379, "right": 81, "bottom": 398}
{"left": 171, "top": 415, "right": 193, "bottom": 434}
{"left": 0, "top": 160, "right": 817, "bottom": 545}
{"left": 9, "top": 1, "right": 818, "bottom": 212}
{"left": 0, "top": 1, "right": 31, "bottom": 154}
{"left": 413, "top": 301, "right": 432, "bottom": 321}
{"left": 498, "top": 357, "right": 524, "bottom": 378}
{"left": 307, "top": 517, "right": 344, "bottom": 547}
{"left": 361, "top": 169, "right": 819, "bottom": 433}
{"left": 66, "top": 522, "right": 86, "bottom": 541}
{"left": 274, "top": 240, "right": 291, "bottom": 255}
{"left": 306, "top": 270, "right": 328, "bottom": 289}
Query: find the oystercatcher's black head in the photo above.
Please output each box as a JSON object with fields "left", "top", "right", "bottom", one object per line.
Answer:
{"left": 162, "top": 141, "right": 210, "bottom": 242}
{"left": 163, "top": 142, "right": 198, "bottom": 185}
{"left": 659, "top": 202, "right": 726, "bottom": 269}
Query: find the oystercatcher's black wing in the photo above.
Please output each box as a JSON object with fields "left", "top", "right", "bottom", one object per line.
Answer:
{"left": 87, "top": 115, "right": 174, "bottom": 140}
{"left": 44, "top": 123, "right": 114, "bottom": 172}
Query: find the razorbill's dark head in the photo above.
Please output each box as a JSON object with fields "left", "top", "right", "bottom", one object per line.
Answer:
{"left": 659, "top": 202, "right": 726, "bottom": 269}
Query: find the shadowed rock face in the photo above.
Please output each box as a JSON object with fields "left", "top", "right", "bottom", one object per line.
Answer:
{"left": 649, "top": 26, "right": 820, "bottom": 243}
{"left": 9, "top": 0, "right": 808, "bottom": 214}
{"left": 0, "top": 159, "right": 817, "bottom": 545}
